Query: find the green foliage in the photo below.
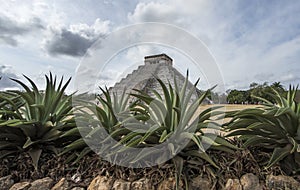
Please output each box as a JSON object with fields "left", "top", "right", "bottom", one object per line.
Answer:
{"left": 0, "top": 73, "right": 76, "bottom": 169}
{"left": 227, "top": 81, "right": 286, "bottom": 104}
{"left": 224, "top": 85, "right": 300, "bottom": 174}
{"left": 60, "top": 87, "right": 132, "bottom": 164}
{"left": 0, "top": 91, "right": 24, "bottom": 120}
{"left": 227, "top": 90, "right": 250, "bottom": 104}
{"left": 109, "top": 72, "right": 237, "bottom": 189}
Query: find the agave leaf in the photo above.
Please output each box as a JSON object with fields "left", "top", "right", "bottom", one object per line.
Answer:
{"left": 181, "top": 84, "right": 197, "bottom": 112}
{"left": 252, "top": 95, "right": 273, "bottom": 105}
{"left": 60, "top": 138, "right": 86, "bottom": 155}
{"left": 225, "top": 129, "right": 251, "bottom": 137}
{"left": 116, "top": 135, "right": 142, "bottom": 153}
{"left": 210, "top": 145, "right": 235, "bottom": 154}
{"left": 179, "top": 71, "right": 189, "bottom": 103}
{"left": 10, "top": 78, "right": 32, "bottom": 95}
{"left": 60, "top": 127, "right": 79, "bottom": 138}
{"left": 139, "top": 124, "right": 161, "bottom": 144}
{"left": 28, "top": 148, "right": 42, "bottom": 171}
{"left": 277, "top": 117, "right": 295, "bottom": 136}
{"left": 266, "top": 145, "right": 292, "bottom": 169}
{"left": 180, "top": 132, "right": 205, "bottom": 152}
{"left": 172, "top": 156, "right": 184, "bottom": 190}
{"left": 155, "top": 78, "right": 172, "bottom": 128}
{"left": 159, "top": 130, "right": 173, "bottom": 143}
{"left": 247, "top": 122, "right": 285, "bottom": 138}
{"left": 0, "top": 94, "right": 23, "bottom": 118}
{"left": 288, "top": 137, "right": 298, "bottom": 153}
{"left": 131, "top": 90, "right": 154, "bottom": 104}
{"left": 152, "top": 89, "right": 163, "bottom": 100}
{"left": 107, "top": 127, "right": 130, "bottom": 139}
{"left": 168, "top": 143, "right": 175, "bottom": 156}
{"left": 18, "top": 124, "right": 37, "bottom": 139}
{"left": 41, "top": 128, "right": 61, "bottom": 141}
{"left": 150, "top": 99, "right": 168, "bottom": 124}
{"left": 64, "top": 153, "right": 77, "bottom": 164}
{"left": 198, "top": 106, "right": 223, "bottom": 119}
{"left": 198, "top": 110, "right": 225, "bottom": 123}
{"left": 0, "top": 119, "right": 26, "bottom": 126}
{"left": 126, "top": 135, "right": 143, "bottom": 147}
{"left": 197, "top": 122, "right": 220, "bottom": 131}
{"left": 0, "top": 150, "right": 18, "bottom": 159}
{"left": 23, "top": 137, "right": 40, "bottom": 149}
{"left": 113, "top": 132, "right": 140, "bottom": 148}
{"left": 201, "top": 136, "right": 219, "bottom": 147}
{"left": 0, "top": 132, "right": 22, "bottom": 141}
{"left": 209, "top": 135, "right": 238, "bottom": 150}
{"left": 186, "top": 150, "right": 219, "bottom": 169}
{"left": 275, "top": 107, "right": 291, "bottom": 117}
{"left": 263, "top": 108, "right": 278, "bottom": 115}
{"left": 72, "top": 147, "right": 92, "bottom": 164}
{"left": 0, "top": 141, "right": 21, "bottom": 149}
{"left": 244, "top": 136, "right": 280, "bottom": 147}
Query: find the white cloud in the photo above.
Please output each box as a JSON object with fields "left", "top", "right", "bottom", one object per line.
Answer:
{"left": 128, "top": 2, "right": 177, "bottom": 23}
{"left": 0, "top": 0, "right": 300, "bottom": 92}
{"left": 127, "top": 0, "right": 300, "bottom": 90}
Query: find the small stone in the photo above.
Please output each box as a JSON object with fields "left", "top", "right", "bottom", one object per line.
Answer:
{"left": 224, "top": 179, "right": 242, "bottom": 190}
{"left": 190, "top": 176, "right": 211, "bottom": 190}
{"left": 0, "top": 175, "right": 14, "bottom": 190}
{"left": 29, "top": 177, "right": 53, "bottom": 190}
{"left": 9, "top": 182, "right": 31, "bottom": 190}
{"left": 240, "top": 173, "right": 261, "bottom": 190}
{"left": 71, "top": 188, "right": 85, "bottom": 190}
{"left": 131, "top": 178, "right": 154, "bottom": 190}
{"left": 111, "top": 179, "right": 131, "bottom": 190}
{"left": 51, "top": 178, "right": 69, "bottom": 190}
{"left": 71, "top": 173, "right": 81, "bottom": 183}
{"left": 266, "top": 175, "right": 300, "bottom": 190}
{"left": 87, "top": 176, "right": 114, "bottom": 190}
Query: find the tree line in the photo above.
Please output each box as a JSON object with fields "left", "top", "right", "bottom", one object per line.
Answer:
{"left": 208, "top": 82, "right": 289, "bottom": 104}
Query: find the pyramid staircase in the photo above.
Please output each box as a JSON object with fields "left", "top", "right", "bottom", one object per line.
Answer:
{"left": 108, "top": 54, "right": 208, "bottom": 104}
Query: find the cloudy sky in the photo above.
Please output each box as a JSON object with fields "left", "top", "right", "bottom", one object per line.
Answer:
{"left": 1, "top": 0, "right": 300, "bottom": 93}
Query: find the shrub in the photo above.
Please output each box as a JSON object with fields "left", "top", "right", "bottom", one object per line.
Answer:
{"left": 60, "top": 87, "right": 132, "bottom": 163}
{"left": 0, "top": 73, "right": 77, "bottom": 169}
{"left": 224, "top": 85, "right": 300, "bottom": 174}
{"left": 108, "top": 73, "right": 236, "bottom": 189}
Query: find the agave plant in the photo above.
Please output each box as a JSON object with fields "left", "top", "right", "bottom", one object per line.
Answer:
{"left": 0, "top": 73, "right": 76, "bottom": 169}
{"left": 224, "top": 85, "right": 300, "bottom": 174}
{"left": 0, "top": 91, "right": 24, "bottom": 120}
{"left": 60, "top": 87, "right": 132, "bottom": 164}
{"left": 106, "top": 72, "right": 236, "bottom": 189}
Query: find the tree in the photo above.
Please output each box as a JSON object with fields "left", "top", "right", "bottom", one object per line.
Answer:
{"left": 227, "top": 90, "right": 248, "bottom": 104}
{"left": 271, "top": 82, "right": 285, "bottom": 95}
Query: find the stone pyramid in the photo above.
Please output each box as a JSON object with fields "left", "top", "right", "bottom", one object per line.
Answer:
{"left": 109, "top": 54, "right": 205, "bottom": 103}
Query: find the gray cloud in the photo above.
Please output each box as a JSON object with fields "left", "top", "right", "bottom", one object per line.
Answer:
{"left": 0, "top": 14, "right": 44, "bottom": 46}
{"left": 0, "top": 65, "right": 20, "bottom": 91}
{"left": 44, "top": 29, "right": 96, "bottom": 57}
{"left": 44, "top": 19, "right": 110, "bottom": 57}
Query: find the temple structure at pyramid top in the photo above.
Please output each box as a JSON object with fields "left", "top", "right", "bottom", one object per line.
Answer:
{"left": 144, "top": 54, "right": 173, "bottom": 65}
{"left": 109, "top": 53, "right": 205, "bottom": 103}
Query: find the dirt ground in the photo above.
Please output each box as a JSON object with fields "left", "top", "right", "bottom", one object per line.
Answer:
{"left": 195, "top": 104, "right": 261, "bottom": 135}
{"left": 199, "top": 103, "right": 260, "bottom": 111}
